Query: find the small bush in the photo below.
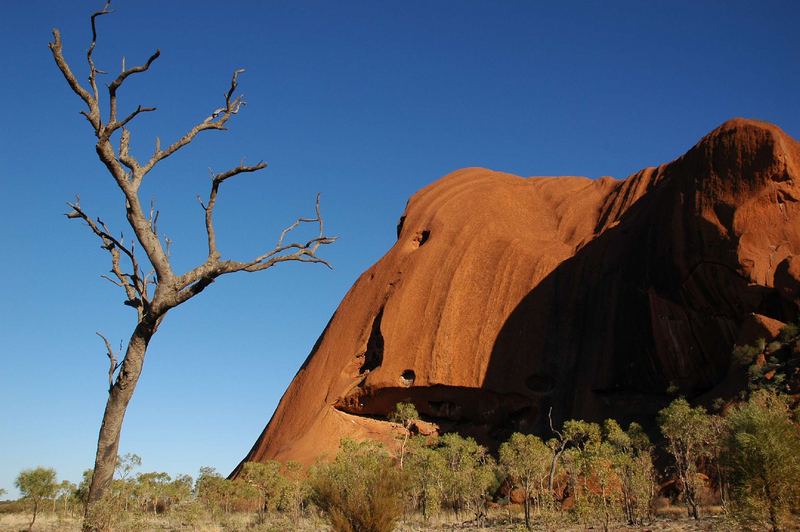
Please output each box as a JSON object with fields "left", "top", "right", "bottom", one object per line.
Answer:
{"left": 309, "top": 439, "right": 405, "bottom": 532}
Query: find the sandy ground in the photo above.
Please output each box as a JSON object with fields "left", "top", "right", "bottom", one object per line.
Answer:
{"left": 1, "top": 510, "right": 796, "bottom": 531}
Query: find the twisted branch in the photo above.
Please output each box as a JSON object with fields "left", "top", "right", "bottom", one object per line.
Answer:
{"left": 96, "top": 332, "right": 121, "bottom": 392}
{"left": 66, "top": 199, "right": 147, "bottom": 314}
{"left": 139, "top": 69, "right": 247, "bottom": 181}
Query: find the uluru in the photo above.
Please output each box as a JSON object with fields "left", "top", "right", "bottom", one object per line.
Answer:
{"left": 236, "top": 118, "right": 800, "bottom": 470}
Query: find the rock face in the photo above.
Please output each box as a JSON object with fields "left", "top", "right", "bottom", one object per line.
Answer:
{"left": 235, "top": 118, "right": 800, "bottom": 469}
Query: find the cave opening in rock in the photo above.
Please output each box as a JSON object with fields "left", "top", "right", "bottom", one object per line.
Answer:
{"left": 410, "top": 229, "right": 430, "bottom": 249}
{"left": 359, "top": 307, "right": 385, "bottom": 374}
{"left": 399, "top": 369, "right": 416, "bottom": 387}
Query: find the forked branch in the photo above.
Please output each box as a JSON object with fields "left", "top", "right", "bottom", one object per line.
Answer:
{"left": 174, "top": 192, "right": 335, "bottom": 306}
{"left": 66, "top": 199, "right": 148, "bottom": 314}
{"left": 200, "top": 161, "right": 268, "bottom": 259}
{"left": 243, "top": 192, "right": 336, "bottom": 272}
{"left": 107, "top": 51, "right": 161, "bottom": 132}
{"left": 96, "top": 332, "right": 121, "bottom": 392}
{"left": 139, "top": 69, "right": 247, "bottom": 180}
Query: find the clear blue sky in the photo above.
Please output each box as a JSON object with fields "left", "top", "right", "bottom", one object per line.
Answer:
{"left": 1, "top": 1, "right": 798, "bottom": 496}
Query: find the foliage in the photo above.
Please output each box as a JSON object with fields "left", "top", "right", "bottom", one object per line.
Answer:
{"left": 404, "top": 435, "right": 447, "bottom": 519}
{"left": 196, "top": 467, "right": 243, "bottom": 515}
{"left": 723, "top": 390, "right": 800, "bottom": 531}
{"left": 115, "top": 453, "right": 141, "bottom": 480}
{"left": 436, "top": 433, "right": 498, "bottom": 524}
{"left": 74, "top": 468, "right": 93, "bottom": 509}
{"left": 603, "top": 420, "right": 656, "bottom": 526}
{"left": 11, "top": 392, "right": 800, "bottom": 531}
{"left": 559, "top": 420, "right": 622, "bottom": 530}
{"left": 736, "top": 322, "right": 800, "bottom": 395}
{"left": 309, "top": 439, "right": 405, "bottom": 532}
{"left": 277, "top": 461, "right": 310, "bottom": 520}
{"left": 389, "top": 402, "right": 419, "bottom": 426}
{"left": 15, "top": 467, "right": 57, "bottom": 531}
{"left": 499, "top": 432, "right": 551, "bottom": 529}
{"left": 389, "top": 401, "right": 419, "bottom": 470}
{"left": 55, "top": 480, "right": 77, "bottom": 514}
{"left": 658, "top": 398, "right": 714, "bottom": 519}
{"left": 241, "top": 461, "right": 285, "bottom": 514}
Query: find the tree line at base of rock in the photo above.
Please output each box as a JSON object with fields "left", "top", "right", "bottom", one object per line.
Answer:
{"left": 6, "top": 327, "right": 800, "bottom": 532}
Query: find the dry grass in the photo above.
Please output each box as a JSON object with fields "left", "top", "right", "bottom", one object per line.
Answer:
{"left": 0, "top": 508, "right": 784, "bottom": 531}
{"left": 0, "top": 511, "right": 327, "bottom": 532}
{"left": 0, "top": 512, "right": 82, "bottom": 531}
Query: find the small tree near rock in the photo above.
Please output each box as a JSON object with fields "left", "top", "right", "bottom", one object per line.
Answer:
{"left": 15, "top": 467, "right": 58, "bottom": 531}
{"left": 658, "top": 398, "right": 713, "bottom": 519}
{"left": 723, "top": 390, "right": 800, "bottom": 531}
{"left": 389, "top": 402, "right": 419, "bottom": 469}
{"left": 499, "top": 432, "right": 551, "bottom": 529}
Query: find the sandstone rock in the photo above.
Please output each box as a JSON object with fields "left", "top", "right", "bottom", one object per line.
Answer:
{"left": 234, "top": 118, "right": 800, "bottom": 471}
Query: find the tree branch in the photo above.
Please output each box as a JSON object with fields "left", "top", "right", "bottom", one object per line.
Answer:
{"left": 241, "top": 193, "right": 336, "bottom": 272}
{"left": 139, "top": 69, "right": 247, "bottom": 180}
{"left": 66, "top": 199, "right": 147, "bottom": 314}
{"left": 173, "top": 193, "right": 335, "bottom": 307}
{"left": 118, "top": 129, "right": 139, "bottom": 174}
{"left": 202, "top": 162, "right": 268, "bottom": 259}
{"left": 49, "top": 29, "right": 97, "bottom": 129}
{"left": 114, "top": 105, "right": 157, "bottom": 132}
{"left": 87, "top": 2, "right": 113, "bottom": 121}
{"left": 107, "top": 50, "right": 160, "bottom": 130}
{"left": 96, "top": 331, "right": 120, "bottom": 392}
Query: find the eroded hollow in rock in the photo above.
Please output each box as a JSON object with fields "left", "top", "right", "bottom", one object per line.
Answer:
{"left": 411, "top": 230, "right": 430, "bottom": 249}
{"left": 396, "top": 215, "right": 406, "bottom": 239}
{"left": 525, "top": 374, "right": 554, "bottom": 394}
{"left": 333, "top": 384, "right": 538, "bottom": 441}
{"left": 358, "top": 307, "right": 385, "bottom": 374}
{"left": 399, "top": 369, "right": 416, "bottom": 387}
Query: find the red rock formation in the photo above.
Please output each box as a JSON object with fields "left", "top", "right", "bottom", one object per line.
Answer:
{"left": 235, "top": 118, "right": 800, "bottom": 470}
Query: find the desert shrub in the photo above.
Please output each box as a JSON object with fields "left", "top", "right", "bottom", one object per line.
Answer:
{"left": 404, "top": 435, "right": 447, "bottom": 519}
{"left": 389, "top": 402, "right": 419, "bottom": 469}
{"left": 603, "top": 420, "right": 657, "bottom": 526}
{"left": 15, "top": 466, "right": 57, "bottom": 531}
{"left": 435, "top": 433, "right": 498, "bottom": 525}
{"left": 196, "top": 467, "right": 246, "bottom": 515}
{"left": 309, "top": 439, "right": 405, "bottom": 532}
{"left": 240, "top": 461, "right": 285, "bottom": 514}
{"left": 167, "top": 499, "right": 207, "bottom": 530}
{"left": 658, "top": 398, "right": 714, "bottom": 519}
{"left": 84, "top": 492, "right": 144, "bottom": 532}
{"left": 499, "top": 432, "right": 551, "bottom": 529}
{"left": 723, "top": 390, "right": 800, "bottom": 531}
{"left": 277, "top": 461, "right": 310, "bottom": 519}
{"left": 559, "top": 421, "right": 623, "bottom": 531}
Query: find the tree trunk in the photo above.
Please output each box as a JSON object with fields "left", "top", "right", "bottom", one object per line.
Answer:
{"left": 399, "top": 429, "right": 409, "bottom": 469}
{"left": 524, "top": 494, "right": 531, "bottom": 529}
{"left": 27, "top": 498, "right": 39, "bottom": 532}
{"left": 763, "top": 473, "right": 781, "bottom": 532}
{"left": 83, "top": 321, "right": 155, "bottom": 529}
{"left": 548, "top": 448, "right": 564, "bottom": 493}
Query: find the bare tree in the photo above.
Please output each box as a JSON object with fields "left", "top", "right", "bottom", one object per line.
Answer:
{"left": 48, "top": 2, "right": 334, "bottom": 524}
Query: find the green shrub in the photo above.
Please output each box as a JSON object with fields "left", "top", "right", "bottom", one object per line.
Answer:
{"left": 309, "top": 439, "right": 405, "bottom": 532}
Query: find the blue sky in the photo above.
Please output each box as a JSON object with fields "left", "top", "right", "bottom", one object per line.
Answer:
{"left": 1, "top": 1, "right": 798, "bottom": 496}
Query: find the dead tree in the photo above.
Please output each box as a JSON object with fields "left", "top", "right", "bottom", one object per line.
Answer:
{"left": 48, "top": 3, "right": 334, "bottom": 524}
